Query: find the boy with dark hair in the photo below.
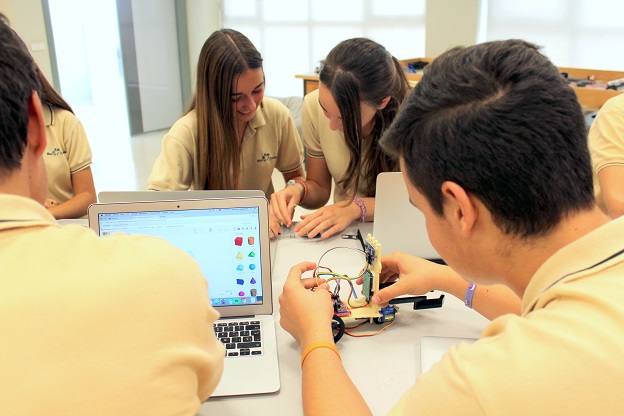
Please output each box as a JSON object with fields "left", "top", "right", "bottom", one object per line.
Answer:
{"left": 279, "top": 40, "right": 624, "bottom": 415}
{"left": 0, "top": 16, "right": 224, "bottom": 415}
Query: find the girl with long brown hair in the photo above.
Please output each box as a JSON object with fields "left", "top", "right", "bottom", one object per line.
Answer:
{"left": 38, "top": 67, "right": 96, "bottom": 219}
{"left": 149, "top": 29, "right": 304, "bottom": 237}
{"left": 271, "top": 38, "right": 409, "bottom": 239}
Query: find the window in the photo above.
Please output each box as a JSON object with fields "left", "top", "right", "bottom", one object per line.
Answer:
{"left": 485, "top": 0, "right": 624, "bottom": 70}
{"left": 223, "top": 0, "right": 426, "bottom": 96}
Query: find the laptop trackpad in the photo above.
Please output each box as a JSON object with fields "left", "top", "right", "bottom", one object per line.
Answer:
{"left": 211, "top": 315, "right": 280, "bottom": 397}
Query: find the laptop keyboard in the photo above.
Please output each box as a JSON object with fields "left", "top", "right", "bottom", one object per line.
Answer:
{"left": 214, "top": 320, "right": 263, "bottom": 358}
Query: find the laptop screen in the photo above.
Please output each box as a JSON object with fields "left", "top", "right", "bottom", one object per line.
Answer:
{"left": 98, "top": 206, "right": 264, "bottom": 307}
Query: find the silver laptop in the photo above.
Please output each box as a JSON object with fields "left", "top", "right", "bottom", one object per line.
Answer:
{"left": 98, "top": 190, "right": 264, "bottom": 203}
{"left": 373, "top": 172, "right": 440, "bottom": 260}
{"left": 98, "top": 189, "right": 279, "bottom": 272}
{"left": 88, "top": 197, "right": 280, "bottom": 397}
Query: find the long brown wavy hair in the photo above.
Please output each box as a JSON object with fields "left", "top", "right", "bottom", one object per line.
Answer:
{"left": 189, "top": 29, "right": 263, "bottom": 189}
{"left": 36, "top": 66, "right": 73, "bottom": 113}
{"left": 319, "top": 38, "right": 409, "bottom": 197}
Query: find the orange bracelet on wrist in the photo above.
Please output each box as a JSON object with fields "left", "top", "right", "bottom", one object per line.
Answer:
{"left": 300, "top": 341, "right": 340, "bottom": 367}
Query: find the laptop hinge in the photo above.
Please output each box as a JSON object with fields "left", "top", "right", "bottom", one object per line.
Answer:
{"left": 218, "top": 315, "right": 255, "bottom": 320}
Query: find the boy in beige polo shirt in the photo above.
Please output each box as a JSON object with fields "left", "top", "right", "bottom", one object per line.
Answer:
{"left": 0, "top": 17, "right": 224, "bottom": 415}
{"left": 279, "top": 40, "right": 624, "bottom": 415}
{"left": 588, "top": 93, "right": 624, "bottom": 218}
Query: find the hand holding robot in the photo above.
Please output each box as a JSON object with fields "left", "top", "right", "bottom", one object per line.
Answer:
{"left": 279, "top": 233, "right": 445, "bottom": 347}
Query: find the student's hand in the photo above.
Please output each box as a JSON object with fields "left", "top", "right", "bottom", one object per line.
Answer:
{"left": 44, "top": 198, "right": 57, "bottom": 209}
{"left": 270, "top": 185, "right": 303, "bottom": 227}
{"left": 365, "top": 252, "right": 455, "bottom": 304}
{"left": 279, "top": 262, "right": 335, "bottom": 348}
{"left": 269, "top": 210, "right": 282, "bottom": 240}
{"left": 294, "top": 203, "right": 360, "bottom": 239}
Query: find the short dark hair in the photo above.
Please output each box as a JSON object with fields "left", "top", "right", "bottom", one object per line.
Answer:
{"left": 380, "top": 40, "right": 593, "bottom": 237}
{"left": 0, "top": 14, "right": 41, "bottom": 176}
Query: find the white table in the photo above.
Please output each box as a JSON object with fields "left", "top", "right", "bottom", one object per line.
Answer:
{"left": 199, "top": 223, "right": 489, "bottom": 415}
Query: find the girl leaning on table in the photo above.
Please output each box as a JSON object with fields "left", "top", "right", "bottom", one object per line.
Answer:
{"left": 270, "top": 38, "right": 410, "bottom": 239}
{"left": 148, "top": 29, "right": 305, "bottom": 238}
{"left": 38, "top": 67, "right": 96, "bottom": 219}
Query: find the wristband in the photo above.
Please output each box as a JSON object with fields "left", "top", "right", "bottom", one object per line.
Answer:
{"left": 287, "top": 177, "right": 308, "bottom": 203}
{"left": 353, "top": 196, "right": 367, "bottom": 223}
{"left": 301, "top": 341, "right": 340, "bottom": 367}
{"left": 464, "top": 281, "right": 477, "bottom": 308}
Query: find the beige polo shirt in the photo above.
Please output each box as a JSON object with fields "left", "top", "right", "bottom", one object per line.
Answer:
{"left": 42, "top": 105, "right": 92, "bottom": 204}
{"left": 588, "top": 94, "right": 624, "bottom": 212}
{"left": 0, "top": 194, "right": 224, "bottom": 415}
{"left": 389, "top": 216, "right": 624, "bottom": 415}
{"left": 301, "top": 89, "right": 378, "bottom": 202}
{"left": 148, "top": 97, "right": 303, "bottom": 196}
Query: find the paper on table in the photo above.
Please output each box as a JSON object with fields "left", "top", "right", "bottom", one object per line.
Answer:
{"left": 420, "top": 336, "right": 476, "bottom": 374}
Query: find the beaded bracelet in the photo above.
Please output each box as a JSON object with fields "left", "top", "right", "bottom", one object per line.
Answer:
{"left": 353, "top": 196, "right": 367, "bottom": 223}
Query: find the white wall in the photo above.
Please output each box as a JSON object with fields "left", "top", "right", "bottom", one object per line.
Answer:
{"left": 0, "top": 0, "right": 54, "bottom": 81}
{"left": 185, "top": 0, "right": 222, "bottom": 88}
{"left": 0, "top": 0, "right": 483, "bottom": 98}
{"left": 131, "top": 0, "right": 184, "bottom": 132}
{"left": 425, "top": 0, "right": 481, "bottom": 56}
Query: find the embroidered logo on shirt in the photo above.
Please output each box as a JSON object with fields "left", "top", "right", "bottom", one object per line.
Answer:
{"left": 46, "top": 147, "right": 66, "bottom": 156}
{"left": 257, "top": 152, "right": 277, "bottom": 163}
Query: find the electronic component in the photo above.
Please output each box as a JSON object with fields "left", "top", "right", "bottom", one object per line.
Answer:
{"left": 315, "top": 233, "right": 445, "bottom": 342}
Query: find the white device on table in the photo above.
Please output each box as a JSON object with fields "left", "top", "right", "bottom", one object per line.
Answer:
{"left": 373, "top": 172, "right": 440, "bottom": 260}
{"left": 88, "top": 197, "right": 280, "bottom": 397}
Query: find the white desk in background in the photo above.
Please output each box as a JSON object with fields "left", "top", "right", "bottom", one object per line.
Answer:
{"left": 200, "top": 223, "right": 489, "bottom": 415}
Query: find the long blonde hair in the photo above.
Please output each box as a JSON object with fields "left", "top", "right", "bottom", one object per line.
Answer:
{"left": 190, "top": 29, "right": 262, "bottom": 189}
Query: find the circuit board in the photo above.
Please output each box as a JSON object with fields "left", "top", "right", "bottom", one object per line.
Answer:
{"left": 336, "top": 234, "right": 386, "bottom": 320}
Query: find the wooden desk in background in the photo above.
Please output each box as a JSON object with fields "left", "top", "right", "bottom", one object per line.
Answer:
{"left": 561, "top": 66, "right": 624, "bottom": 110}
{"left": 296, "top": 57, "right": 429, "bottom": 96}
{"left": 296, "top": 59, "right": 624, "bottom": 111}
{"left": 295, "top": 72, "right": 422, "bottom": 96}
